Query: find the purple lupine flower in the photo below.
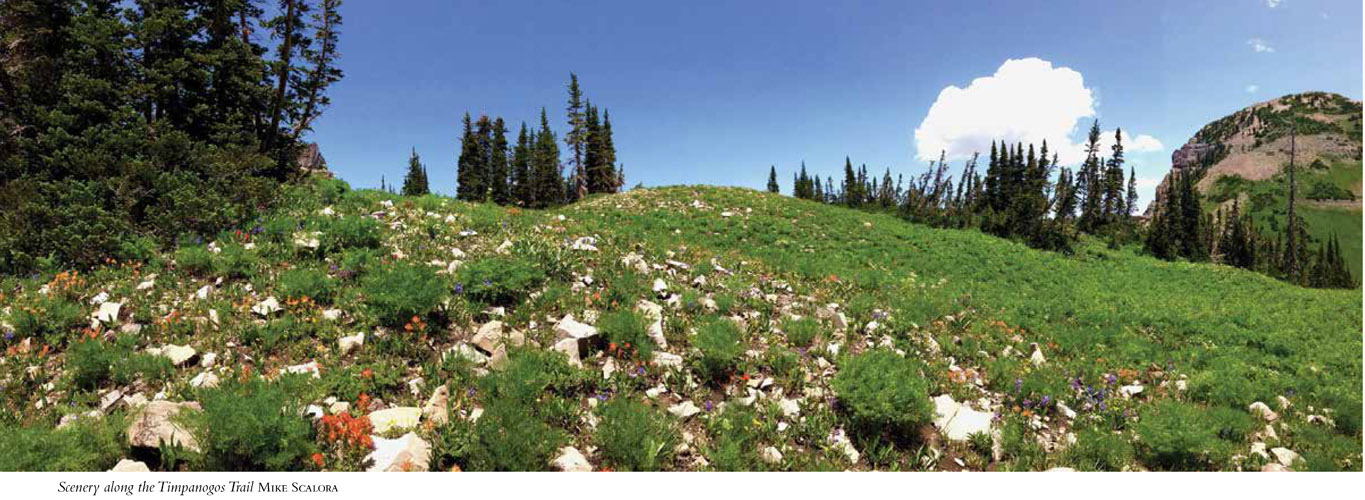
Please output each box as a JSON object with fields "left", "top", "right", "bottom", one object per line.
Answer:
{"left": 3, "top": 330, "right": 13, "bottom": 341}
{"left": 1040, "top": 395, "right": 1051, "bottom": 407}
{"left": 466, "top": 387, "right": 476, "bottom": 397}
{"left": 704, "top": 401, "right": 714, "bottom": 412}
{"left": 1022, "top": 399, "right": 1033, "bottom": 408}
{"left": 1104, "top": 373, "right": 1117, "bottom": 385}
{"left": 596, "top": 393, "right": 608, "bottom": 402}
{"left": 453, "top": 283, "right": 464, "bottom": 294}
{"left": 482, "top": 279, "right": 491, "bottom": 287}
{"left": 635, "top": 366, "right": 645, "bottom": 376}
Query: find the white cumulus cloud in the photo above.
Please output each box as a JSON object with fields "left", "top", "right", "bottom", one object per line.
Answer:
{"left": 1264, "top": 0, "right": 1281, "bottom": 8}
{"left": 912, "top": 57, "right": 1160, "bottom": 165}
{"left": 1245, "top": 84, "right": 1259, "bottom": 93}
{"left": 1247, "top": 38, "right": 1275, "bottom": 53}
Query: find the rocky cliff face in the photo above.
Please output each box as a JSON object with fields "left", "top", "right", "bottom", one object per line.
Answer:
{"left": 1146, "top": 92, "right": 1362, "bottom": 216}
{"left": 296, "top": 142, "right": 333, "bottom": 178}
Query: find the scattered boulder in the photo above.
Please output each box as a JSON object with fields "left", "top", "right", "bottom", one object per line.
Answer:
{"left": 931, "top": 394, "right": 993, "bottom": 442}
{"left": 422, "top": 385, "right": 450, "bottom": 426}
{"left": 338, "top": 332, "right": 364, "bottom": 356}
{"left": 148, "top": 344, "right": 197, "bottom": 367}
{"left": 761, "top": 446, "right": 783, "bottom": 464}
{"left": 93, "top": 301, "right": 122, "bottom": 324}
{"left": 554, "top": 314, "right": 598, "bottom": 340}
{"left": 551, "top": 446, "right": 593, "bottom": 472}
{"left": 828, "top": 429, "right": 860, "bottom": 464}
{"left": 552, "top": 337, "right": 583, "bottom": 367}
{"left": 284, "top": 361, "right": 321, "bottom": 379}
{"left": 471, "top": 321, "right": 506, "bottom": 354}
{"left": 189, "top": 371, "right": 219, "bottom": 389}
{"left": 252, "top": 297, "right": 282, "bottom": 316}
{"left": 1028, "top": 343, "right": 1046, "bottom": 366}
{"left": 1249, "top": 401, "right": 1279, "bottom": 422}
{"left": 370, "top": 407, "right": 422, "bottom": 434}
{"left": 109, "top": 459, "right": 150, "bottom": 472}
{"left": 127, "top": 401, "right": 201, "bottom": 452}
{"left": 652, "top": 351, "right": 683, "bottom": 368}
{"left": 1261, "top": 463, "right": 1292, "bottom": 472}
{"left": 668, "top": 401, "right": 701, "bottom": 420}
{"left": 1270, "top": 447, "right": 1300, "bottom": 468}
{"left": 365, "top": 432, "right": 431, "bottom": 472}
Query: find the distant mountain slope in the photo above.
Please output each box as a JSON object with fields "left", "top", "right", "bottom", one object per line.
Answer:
{"left": 1148, "top": 92, "right": 1363, "bottom": 275}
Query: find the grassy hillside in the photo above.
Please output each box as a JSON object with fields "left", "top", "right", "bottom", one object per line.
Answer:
{"left": 1, "top": 180, "right": 1359, "bottom": 472}
{"left": 1207, "top": 158, "right": 1363, "bottom": 278}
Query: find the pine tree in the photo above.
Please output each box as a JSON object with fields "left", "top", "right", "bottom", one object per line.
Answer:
{"left": 599, "top": 109, "right": 619, "bottom": 192}
{"left": 531, "top": 108, "right": 562, "bottom": 208}
{"left": 401, "top": 147, "right": 429, "bottom": 196}
{"left": 842, "top": 157, "right": 858, "bottom": 207}
{"left": 1077, "top": 120, "right": 1103, "bottom": 232}
{"left": 1125, "top": 166, "right": 1138, "bottom": 218}
{"left": 455, "top": 113, "right": 483, "bottom": 201}
{"left": 489, "top": 117, "right": 510, "bottom": 204}
{"left": 511, "top": 122, "right": 532, "bottom": 206}
{"left": 564, "top": 73, "right": 586, "bottom": 192}
{"left": 766, "top": 166, "right": 779, "bottom": 193}
{"left": 1284, "top": 127, "right": 1301, "bottom": 282}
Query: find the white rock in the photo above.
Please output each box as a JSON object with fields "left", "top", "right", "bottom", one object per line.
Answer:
{"left": 93, "top": 301, "right": 122, "bottom": 324}
{"left": 365, "top": 432, "right": 431, "bottom": 472}
{"left": 284, "top": 361, "right": 321, "bottom": 379}
{"left": 189, "top": 371, "right": 219, "bottom": 388}
{"left": 90, "top": 291, "right": 109, "bottom": 305}
{"left": 761, "top": 446, "right": 783, "bottom": 464}
{"left": 136, "top": 279, "right": 156, "bottom": 291}
{"left": 668, "top": 401, "right": 701, "bottom": 420}
{"left": 1120, "top": 383, "right": 1144, "bottom": 398}
{"left": 293, "top": 231, "right": 321, "bottom": 249}
{"left": 150, "top": 344, "right": 197, "bottom": 366}
{"left": 1270, "top": 447, "right": 1300, "bottom": 468}
{"left": 252, "top": 297, "right": 282, "bottom": 316}
{"left": 445, "top": 343, "right": 489, "bottom": 365}
{"left": 1250, "top": 442, "right": 1269, "bottom": 460}
{"left": 422, "top": 385, "right": 450, "bottom": 426}
{"left": 495, "top": 239, "right": 513, "bottom": 254}
{"left": 1261, "top": 463, "right": 1292, "bottom": 472}
{"left": 652, "top": 278, "right": 668, "bottom": 295}
{"left": 471, "top": 321, "right": 506, "bottom": 354}
{"left": 199, "top": 352, "right": 217, "bottom": 368}
{"left": 322, "top": 309, "right": 343, "bottom": 321}
{"left": 1045, "top": 467, "right": 1077, "bottom": 472}
{"left": 778, "top": 398, "right": 801, "bottom": 418}
{"left": 109, "top": 459, "right": 150, "bottom": 472}
{"left": 720, "top": 211, "right": 734, "bottom": 218}
{"left": 1029, "top": 343, "right": 1046, "bottom": 366}
{"left": 1057, "top": 402, "right": 1077, "bottom": 420}
{"left": 338, "top": 332, "right": 364, "bottom": 356}
{"left": 194, "top": 285, "right": 212, "bottom": 300}
{"left": 570, "top": 237, "right": 598, "bottom": 252}
{"left": 552, "top": 337, "right": 583, "bottom": 367}
{"left": 369, "top": 407, "right": 422, "bottom": 434}
{"left": 554, "top": 314, "right": 598, "bottom": 340}
{"left": 1249, "top": 401, "right": 1279, "bottom": 422}
{"left": 127, "top": 401, "right": 201, "bottom": 452}
{"left": 652, "top": 351, "right": 683, "bottom": 368}
{"left": 829, "top": 430, "right": 860, "bottom": 463}
{"left": 551, "top": 446, "right": 593, "bottom": 472}
{"left": 932, "top": 394, "right": 994, "bottom": 442}
{"left": 1275, "top": 395, "right": 1291, "bottom": 411}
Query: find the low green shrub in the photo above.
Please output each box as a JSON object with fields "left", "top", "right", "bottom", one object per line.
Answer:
{"left": 454, "top": 257, "right": 546, "bottom": 307}
{"left": 361, "top": 262, "right": 447, "bottom": 326}
{"left": 11, "top": 296, "right": 86, "bottom": 346}
{"left": 693, "top": 317, "right": 744, "bottom": 380}
{"left": 0, "top": 415, "right": 127, "bottom": 471}
{"left": 1134, "top": 400, "right": 1222, "bottom": 470}
{"left": 594, "top": 398, "right": 679, "bottom": 471}
{"left": 174, "top": 245, "right": 215, "bottom": 276}
{"left": 476, "top": 348, "right": 586, "bottom": 428}
{"left": 321, "top": 216, "right": 383, "bottom": 253}
{"left": 702, "top": 405, "right": 765, "bottom": 471}
{"left": 831, "top": 349, "right": 932, "bottom": 440}
{"left": 782, "top": 316, "right": 820, "bottom": 348}
{"left": 67, "top": 336, "right": 174, "bottom": 390}
{"left": 1063, "top": 427, "right": 1134, "bottom": 471}
{"left": 467, "top": 399, "right": 563, "bottom": 471}
{"left": 598, "top": 309, "right": 654, "bottom": 360}
{"left": 277, "top": 267, "right": 336, "bottom": 304}
{"left": 188, "top": 376, "right": 317, "bottom": 471}
{"left": 214, "top": 243, "right": 257, "bottom": 279}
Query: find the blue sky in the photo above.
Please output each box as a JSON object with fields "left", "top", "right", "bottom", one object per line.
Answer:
{"left": 310, "top": 0, "right": 1361, "bottom": 208}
